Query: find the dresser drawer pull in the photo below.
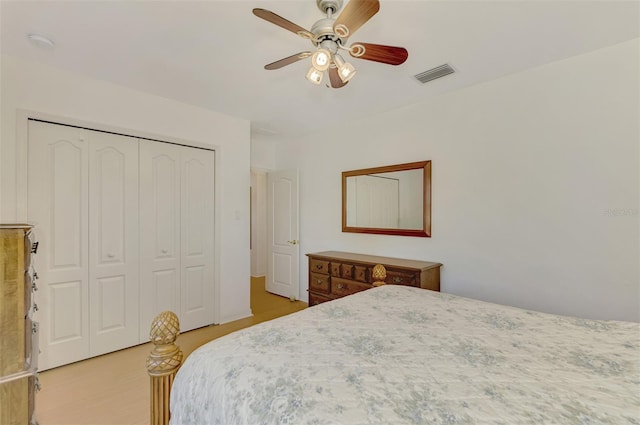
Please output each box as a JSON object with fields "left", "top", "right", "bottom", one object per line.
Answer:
{"left": 316, "top": 279, "right": 323, "bottom": 285}
{"left": 316, "top": 264, "right": 323, "bottom": 270}
{"left": 392, "top": 277, "right": 403, "bottom": 284}
{"left": 336, "top": 283, "right": 345, "bottom": 290}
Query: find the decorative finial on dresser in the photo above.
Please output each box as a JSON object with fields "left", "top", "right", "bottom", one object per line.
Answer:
{"left": 372, "top": 264, "right": 387, "bottom": 287}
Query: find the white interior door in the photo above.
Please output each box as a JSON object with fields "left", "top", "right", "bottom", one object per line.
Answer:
{"left": 88, "top": 130, "right": 139, "bottom": 356}
{"left": 179, "top": 147, "right": 215, "bottom": 332}
{"left": 266, "top": 169, "right": 299, "bottom": 299}
{"left": 28, "top": 120, "right": 90, "bottom": 369}
{"left": 139, "top": 140, "right": 182, "bottom": 342}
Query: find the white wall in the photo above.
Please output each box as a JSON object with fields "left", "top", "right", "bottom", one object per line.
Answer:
{"left": 274, "top": 39, "right": 640, "bottom": 322}
{"left": 250, "top": 132, "right": 278, "bottom": 171}
{"left": 0, "top": 55, "right": 252, "bottom": 324}
{"left": 250, "top": 170, "right": 267, "bottom": 277}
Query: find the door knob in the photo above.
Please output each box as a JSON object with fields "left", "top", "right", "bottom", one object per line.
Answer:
{"left": 287, "top": 240, "right": 298, "bottom": 245}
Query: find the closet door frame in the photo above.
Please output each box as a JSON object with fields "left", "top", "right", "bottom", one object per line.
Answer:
{"left": 17, "top": 110, "right": 222, "bottom": 332}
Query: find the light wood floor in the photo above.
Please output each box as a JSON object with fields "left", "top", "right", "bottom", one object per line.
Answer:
{"left": 36, "top": 277, "right": 307, "bottom": 425}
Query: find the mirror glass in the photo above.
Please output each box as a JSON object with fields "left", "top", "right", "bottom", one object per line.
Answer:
{"left": 342, "top": 161, "right": 431, "bottom": 237}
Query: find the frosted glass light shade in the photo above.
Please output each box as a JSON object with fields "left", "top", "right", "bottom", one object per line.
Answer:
{"left": 311, "top": 49, "right": 331, "bottom": 71}
{"left": 333, "top": 54, "right": 357, "bottom": 83}
{"left": 306, "top": 67, "right": 323, "bottom": 85}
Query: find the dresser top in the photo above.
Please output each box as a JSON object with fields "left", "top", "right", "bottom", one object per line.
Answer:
{"left": 0, "top": 223, "right": 33, "bottom": 229}
{"left": 307, "top": 251, "right": 441, "bottom": 271}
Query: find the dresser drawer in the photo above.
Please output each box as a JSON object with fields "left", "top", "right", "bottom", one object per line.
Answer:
{"left": 23, "top": 233, "right": 32, "bottom": 271}
{"left": 309, "top": 293, "right": 333, "bottom": 306}
{"left": 309, "top": 272, "right": 330, "bottom": 294}
{"left": 0, "top": 372, "right": 37, "bottom": 425}
{"left": 340, "top": 264, "right": 354, "bottom": 279}
{"left": 24, "top": 272, "right": 33, "bottom": 318}
{"left": 24, "top": 319, "right": 38, "bottom": 373}
{"left": 310, "top": 259, "right": 329, "bottom": 275}
{"left": 354, "top": 266, "right": 368, "bottom": 282}
{"left": 331, "top": 278, "right": 370, "bottom": 297}
{"left": 385, "top": 270, "right": 418, "bottom": 287}
{"left": 330, "top": 262, "right": 340, "bottom": 277}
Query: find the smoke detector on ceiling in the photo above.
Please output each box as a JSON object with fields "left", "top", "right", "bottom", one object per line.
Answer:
{"left": 414, "top": 64, "right": 455, "bottom": 84}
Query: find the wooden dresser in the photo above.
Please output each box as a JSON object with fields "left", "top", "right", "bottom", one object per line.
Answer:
{"left": 1, "top": 224, "right": 39, "bottom": 425}
{"left": 307, "top": 251, "right": 442, "bottom": 306}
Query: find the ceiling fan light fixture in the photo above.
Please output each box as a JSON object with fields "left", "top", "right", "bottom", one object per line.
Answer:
{"left": 311, "top": 48, "right": 331, "bottom": 71}
{"left": 306, "top": 67, "right": 324, "bottom": 85}
{"left": 333, "top": 54, "right": 357, "bottom": 83}
{"left": 253, "top": 1, "right": 408, "bottom": 89}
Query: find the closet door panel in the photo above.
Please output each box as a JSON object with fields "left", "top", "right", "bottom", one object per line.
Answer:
{"left": 27, "top": 120, "right": 90, "bottom": 370}
{"left": 89, "top": 131, "right": 139, "bottom": 356}
{"left": 180, "top": 148, "right": 215, "bottom": 331}
{"left": 139, "top": 140, "right": 182, "bottom": 342}
{"left": 152, "top": 269, "right": 179, "bottom": 313}
{"left": 49, "top": 281, "right": 83, "bottom": 342}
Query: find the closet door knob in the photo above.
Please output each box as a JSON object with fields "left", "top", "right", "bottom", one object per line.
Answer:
{"left": 161, "top": 249, "right": 168, "bottom": 254}
{"left": 107, "top": 253, "right": 115, "bottom": 258}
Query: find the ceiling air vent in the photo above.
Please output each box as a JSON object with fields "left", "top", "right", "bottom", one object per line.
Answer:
{"left": 414, "top": 64, "right": 455, "bottom": 84}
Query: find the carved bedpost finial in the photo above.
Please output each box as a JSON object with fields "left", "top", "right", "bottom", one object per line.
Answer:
{"left": 147, "top": 311, "right": 183, "bottom": 375}
{"left": 372, "top": 264, "right": 387, "bottom": 287}
{"left": 147, "top": 311, "right": 183, "bottom": 425}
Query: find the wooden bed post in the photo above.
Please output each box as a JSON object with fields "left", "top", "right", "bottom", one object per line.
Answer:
{"left": 146, "top": 311, "right": 183, "bottom": 425}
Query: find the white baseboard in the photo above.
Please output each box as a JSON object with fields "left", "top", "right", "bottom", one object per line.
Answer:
{"left": 218, "top": 309, "right": 253, "bottom": 325}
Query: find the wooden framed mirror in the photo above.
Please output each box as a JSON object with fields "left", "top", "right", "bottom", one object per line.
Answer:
{"left": 342, "top": 161, "right": 431, "bottom": 237}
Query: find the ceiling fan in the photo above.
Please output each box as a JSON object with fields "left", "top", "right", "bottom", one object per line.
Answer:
{"left": 253, "top": 0, "right": 408, "bottom": 88}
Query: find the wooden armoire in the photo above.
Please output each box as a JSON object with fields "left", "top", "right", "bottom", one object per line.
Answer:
{"left": 0, "top": 224, "right": 39, "bottom": 425}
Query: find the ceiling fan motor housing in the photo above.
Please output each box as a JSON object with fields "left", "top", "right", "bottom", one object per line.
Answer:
{"left": 316, "top": 0, "right": 343, "bottom": 14}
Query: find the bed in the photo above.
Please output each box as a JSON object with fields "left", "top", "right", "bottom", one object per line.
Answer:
{"left": 148, "top": 284, "right": 639, "bottom": 424}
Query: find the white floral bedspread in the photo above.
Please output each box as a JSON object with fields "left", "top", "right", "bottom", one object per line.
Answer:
{"left": 170, "top": 285, "right": 640, "bottom": 424}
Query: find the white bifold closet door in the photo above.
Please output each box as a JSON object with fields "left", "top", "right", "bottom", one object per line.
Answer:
{"left": 88, "top": 130, "right": 139, "bottom": 357}
{"left": 28, "top": 120, "right": 139, "bottom": 369}
{"left": 29, "top": 121, "right": 215, "bottom": 369}
{"left": 139, "top": 139, "right": 215, "bottom": 339}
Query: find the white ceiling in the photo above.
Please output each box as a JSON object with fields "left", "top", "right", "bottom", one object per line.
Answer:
{"left": 1, "top": 0, "right": 638, "bottom": 136}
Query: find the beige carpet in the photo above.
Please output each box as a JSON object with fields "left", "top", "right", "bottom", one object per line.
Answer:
{"left": 36, "top": 277, "right": 306, "bottom": 425}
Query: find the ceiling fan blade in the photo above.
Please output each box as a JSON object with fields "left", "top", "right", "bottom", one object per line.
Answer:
{"left": 328, "top": 66, "right": 349, "bottom": 88}
{"left": 253, "top": 8, "right": 315, "bottom": 39}
{"left": 264, "top": 52, "right": 312, "bottom": 70}
{"left": 333, "top": 0, "right": 380, "bottom": 38}
{"left": 349, "top": 42, "right": 408, "bottom": 65}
